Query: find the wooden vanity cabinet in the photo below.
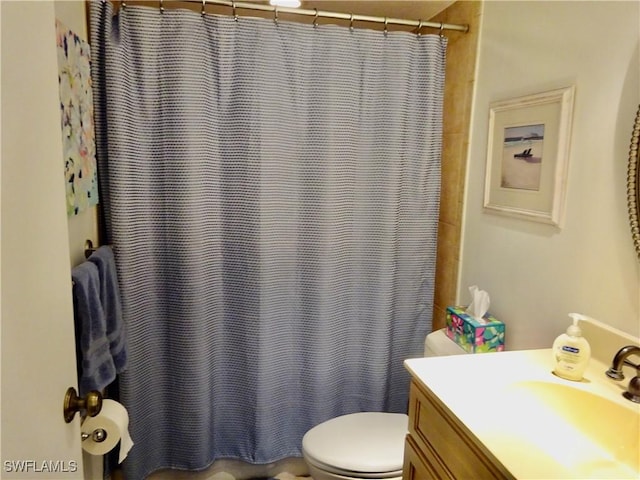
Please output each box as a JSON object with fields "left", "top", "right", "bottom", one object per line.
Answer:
{"left": 402, "top": 379, "right": 515, "bottom": 480}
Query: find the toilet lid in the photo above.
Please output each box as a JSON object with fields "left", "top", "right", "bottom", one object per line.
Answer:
{"left": 302, "top": 412, "right": 408, "bottom": 475}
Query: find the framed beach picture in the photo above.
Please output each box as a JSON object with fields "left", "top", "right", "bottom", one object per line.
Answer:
{"left": 483, "top": 86, "right": 575, "bottom": 227}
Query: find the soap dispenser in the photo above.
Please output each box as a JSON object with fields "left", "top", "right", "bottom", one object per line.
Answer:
{"left": 552, "top": 313, "right": 591, "bottom": 381}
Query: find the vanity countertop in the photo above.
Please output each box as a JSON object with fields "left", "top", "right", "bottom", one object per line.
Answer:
{"left": 404, "top": 348, "right": 640, "bottom": 479}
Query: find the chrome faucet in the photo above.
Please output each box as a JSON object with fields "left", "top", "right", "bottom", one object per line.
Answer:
{"left": 606, "top": 345, "right": 640, "bottom": 403}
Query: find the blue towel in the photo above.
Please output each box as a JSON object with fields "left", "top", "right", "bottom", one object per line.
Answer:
{"left": 72, "top": 262, "right": 116, "bottom": 395}
{"left": 88, "top": 246, "right": 128, "bottom": 373}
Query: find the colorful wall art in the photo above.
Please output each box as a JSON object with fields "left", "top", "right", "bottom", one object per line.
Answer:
{"left": 56, "top": 20, "right": 99, "bottom": 216}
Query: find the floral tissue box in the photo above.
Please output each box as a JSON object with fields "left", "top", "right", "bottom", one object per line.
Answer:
{"left": 445, "top": 306, "right": 505, "bottom": 353}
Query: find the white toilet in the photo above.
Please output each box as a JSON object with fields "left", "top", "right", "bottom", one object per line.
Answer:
{"left": 302, "top": 329, "right": 467, "bottom": 480}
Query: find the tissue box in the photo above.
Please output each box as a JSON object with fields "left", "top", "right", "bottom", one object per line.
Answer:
{"left": 445, "top": 306, "right": 505, "bottom": 353}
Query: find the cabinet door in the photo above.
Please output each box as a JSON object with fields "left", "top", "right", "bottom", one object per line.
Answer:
{"left": 408, "top": 380, "right": 514, "bottom": 480}
{"left": 403, "top": 435, "right": 451, "bottom": 480}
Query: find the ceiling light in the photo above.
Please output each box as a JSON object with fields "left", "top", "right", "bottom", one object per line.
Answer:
{"left": 269, "top": 0, "right": 301, "bottom": 8}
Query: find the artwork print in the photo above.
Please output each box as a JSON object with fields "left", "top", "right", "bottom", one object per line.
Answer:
{"left": 483, "top": 86, "right": 575, "bottom": 227}
{"left": 501, "top": 124, "right": 545, "bottom": 191}
{"left": 56, "top": 20, "right": 99, "bottom": 216}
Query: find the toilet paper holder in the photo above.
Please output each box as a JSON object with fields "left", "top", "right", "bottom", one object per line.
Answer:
{"left": 63, "top": 386, "right": 103, "bottom": 423}
{"left": 82, "top": 428, "right": 108, "bottom": 443}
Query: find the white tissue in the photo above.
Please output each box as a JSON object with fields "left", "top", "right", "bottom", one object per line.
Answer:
{"left": 465, "top": 285, "right": 490, "bottom": 323}
{"left": 81, "top": 399, "right": 133, "bottom": 463}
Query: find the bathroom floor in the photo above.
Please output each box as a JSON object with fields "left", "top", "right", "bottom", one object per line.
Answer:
{"left": 126, "top": 469, "right": 313, "bottom": 480}
{"left": 244, "top": 476, "right": 312, "bottom": 480}
{"left": 251, "top": 476, "right": 311, "bottom": 480}
{"left": 144, "top": 458, "right": 312, "bottom": 479}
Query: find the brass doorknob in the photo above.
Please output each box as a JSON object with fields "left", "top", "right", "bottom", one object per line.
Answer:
{"left": 63, "top": 387, "right": 102, "bottom": 423}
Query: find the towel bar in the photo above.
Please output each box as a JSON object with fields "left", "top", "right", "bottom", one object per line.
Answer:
{"left": 71, "top": 239, "right": 99, "bottom": 286}
{"left": 84, "top": 239, "right": 96, "bottom": 259}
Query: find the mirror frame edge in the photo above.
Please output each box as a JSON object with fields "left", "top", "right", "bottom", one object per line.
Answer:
{"left": 628, "top": 104, "right": 640, "bottom": 259}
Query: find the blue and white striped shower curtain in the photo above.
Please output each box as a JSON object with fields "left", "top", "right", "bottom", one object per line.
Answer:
{"left": 90, "top": 2, "right": 445, "bottom": 478}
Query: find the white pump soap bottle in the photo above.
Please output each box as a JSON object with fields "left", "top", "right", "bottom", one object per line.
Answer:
{"left": 552, "top": 313, "right": 591, "bottom": 381}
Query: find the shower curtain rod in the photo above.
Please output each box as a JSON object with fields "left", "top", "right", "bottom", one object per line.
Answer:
{"left": 118, "top": 0, "right": 469, "bottom": 33}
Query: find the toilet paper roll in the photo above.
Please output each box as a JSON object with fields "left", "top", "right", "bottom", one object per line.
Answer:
{"left": 81, "top": 399, "right": 134, "bottom": 463}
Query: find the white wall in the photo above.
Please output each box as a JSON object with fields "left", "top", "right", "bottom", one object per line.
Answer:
{"left": 53, "top": 4, "right": 103, "bottom": 477}
{"left": 460, "top": 0, "right": 640, "bottom": 351}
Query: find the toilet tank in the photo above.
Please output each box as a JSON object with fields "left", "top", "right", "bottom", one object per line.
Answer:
{"left": 424, "top": 328, "right": 467, "bottom": 357}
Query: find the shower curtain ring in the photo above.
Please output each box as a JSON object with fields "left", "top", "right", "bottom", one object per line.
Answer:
{"left": 274, "top": 5, "right": 278, "bottom": 25}
{"left": 416, "top": 19, "right": 423, "bottom": 36}
{"left": 201, "top": 0, "right": 206, "bottom": 16}
{"left": 313, "top": 8, "right": 319, "bottom": 28}
{"left": 232, "top": 1, "right": 238, "bottom": 21}
{"left": 349, "top": 13, "right": 354, "bottom": 32}
{"left": 439, "top": 22, "right": 445, "bottom": 38}
{"left": 383, "top": 17, "right": 388, "bottom": 36}
{"left": 159, "top": 0, "right": 164, "bottom": 14}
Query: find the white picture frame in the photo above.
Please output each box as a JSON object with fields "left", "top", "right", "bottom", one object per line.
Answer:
{"left": 483, "top": 86, "right": 575, "bottom": 227}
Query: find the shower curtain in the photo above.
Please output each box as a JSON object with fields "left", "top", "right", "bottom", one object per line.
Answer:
{"left": 90, "top": 2, "right": 446, "bottom": 478}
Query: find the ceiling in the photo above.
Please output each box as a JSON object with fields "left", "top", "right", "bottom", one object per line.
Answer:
{"left": 122, "top": 1, "right": 457, "bottom": 31}
{"left": 237, "top": 0, "right": 457, "bottom": 30}
{"left": 299, "top": 1, "right": 455, "bottom": 22}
